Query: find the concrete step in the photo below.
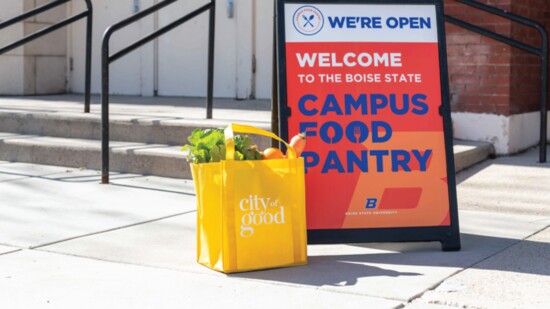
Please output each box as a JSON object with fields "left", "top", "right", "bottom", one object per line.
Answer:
{"left": 0, "top": 132, "right": 495, "bottom": 179}
{"left": 0, "top": 133, "right": 190, "bottom": 179}
{"left": 0, "top": 94, "right": 495, "bottom": 179}
{"left": 0, "top": 110, "right": 271, "bottom": 146}
{"left": 453, "top": 139, "right": 495, "bottom": 173}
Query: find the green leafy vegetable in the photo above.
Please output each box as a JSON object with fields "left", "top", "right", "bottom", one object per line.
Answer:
{"left": 182, "top": 127, "right": 262, "bottom": 163}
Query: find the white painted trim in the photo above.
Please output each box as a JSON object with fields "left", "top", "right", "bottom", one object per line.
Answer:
{"left": 452, "top": 111, "right": 550, "bottom": 155}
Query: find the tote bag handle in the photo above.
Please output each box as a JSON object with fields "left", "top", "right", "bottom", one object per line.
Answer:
{"left": 224, "top": 123, "right": 297, "bottom": 160}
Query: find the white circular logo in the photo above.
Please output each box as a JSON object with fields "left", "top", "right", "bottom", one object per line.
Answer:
{"left": 293, "top": 5, "right": 324, "bottom": 36}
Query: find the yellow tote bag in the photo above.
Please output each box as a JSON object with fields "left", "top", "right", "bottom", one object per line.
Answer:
{"left": 191, "top": 123, "right": 307, "bottom": 273}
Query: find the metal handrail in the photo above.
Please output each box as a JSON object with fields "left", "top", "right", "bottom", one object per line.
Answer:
{"left": 0, "top": 0, "right": 93, "bottom": 113}
{"left": 445, "top": 0, "right": 548, "bottom": 163}
{"left": 101, "top": 0, "right": 216, "bottom": 184}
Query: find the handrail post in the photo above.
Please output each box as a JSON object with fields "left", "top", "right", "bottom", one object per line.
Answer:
{"left": 206, "top": 0, "right": 216, "bottom": 119}
{"left": 101, "top": 31, "right": 111, "bottom": 184}
{"left": 84, "top": 0, "right": 93, "bottom": 113}
{"left": 539, "top": 30, "right": 548, "bottom": 163}
{"left": 100, "top": 0, "right": 216, "bottom": 183}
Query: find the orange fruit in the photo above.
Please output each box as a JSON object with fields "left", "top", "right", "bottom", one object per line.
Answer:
{"left": 262, "top": 147, "right": 285, "bottom": 160}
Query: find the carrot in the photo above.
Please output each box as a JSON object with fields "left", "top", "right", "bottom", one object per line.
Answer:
{"left": 288, "top": 132, "right": 306, "bottom": 157}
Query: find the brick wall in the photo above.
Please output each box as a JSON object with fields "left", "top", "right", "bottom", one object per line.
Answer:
{"left": 509, "top": 0, "right": 548, "bottom": 114}
{"left": 445, "top": 0, "right": 549, "bottom": 115}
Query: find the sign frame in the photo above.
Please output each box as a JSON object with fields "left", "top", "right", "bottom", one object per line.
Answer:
{"left": 275, "top": 0, "right": 461, "bottom": 251}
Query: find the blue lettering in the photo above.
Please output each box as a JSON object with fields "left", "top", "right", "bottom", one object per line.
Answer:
{"left": 391, "top": 150, "right": 412, "bottom": 172}
{"left": 370, "top": 94, "right": 388, "bottom": 115}
{"left": 298, "top": 149, "right": 433, "bottom": 175}
{"left": 298, "top": 94, "right": 318, "bottom": 116}
{"left": 372, "top": 121, "right": 392, "bottom": 143}
{"left": 365, "top": 198, "right": 378, "bottom": 209}
{"left": 410, "top": 17, "right": 420, "bottom": 29}
{"left": 386, "top": 17, "right": 398, "bottom": 28}
{"left": 357, "top": 17, "right": 383, "bottom": 29}
{"left": 390, "top": 94, "right": 408, "bottom": 115}
{"left": 347, "top": 150, "right": 368, "bottom": 172}
{"left": 299, "top": 122, "right": 318, "bottom": 137}
{"left": 386, "top": 17, "right": 431, "bottom": 29}
{"left": 345, "top": 121, "right": 369, "bottom": 144}
{"left": 300, "top": 93, "right": 429, "bottom": 117}
{"left": 320, "top": 121, "right": 344, "bottom": 144}
{"left": 321, "top": 94, "right": 343, "bottom": 115}
{"left": 412, "top": 94, "right": 429, "bottom": 115}
{"left": 370, "top": 150, "right": 389, "bottom": 172}
{"left": 421, "top": 17, "right": 431, "bottom": 29}
{"left": 302, "top": 151, "right": 319, "bottom": 173}
{"left": 360, "top": 17, "right": 370, "bottom": 29}
{"left": 372, "top": 17, "right": 382, "bottom": 28}
{"left": 322, "top": 151, "right": 345, "bottom": 173}
{"left": 345, "top": 94, "right": 367, "bottom": 115}
{"left": 328, "top": 16, "right": 345, "bottom": 28}
{"left": 412, "top": 149, "right": 432, "bottom": 171}
{"left": 399, "top": 17, "right": 409, "bottom": 29}
{"left": 329, "top": 16, "right": 384, "bottom": 29}
{"left": 346, "top": 17, "right": 357, "bottom": 28}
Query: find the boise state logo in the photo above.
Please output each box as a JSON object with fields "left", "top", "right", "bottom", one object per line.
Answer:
{"left": 293, "top": 5, "right": 324, "bottom": 36}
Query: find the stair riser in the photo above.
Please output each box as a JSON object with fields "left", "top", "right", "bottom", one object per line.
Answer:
{"left": 0, "top": 114, "right": 99, "bottom": 141}
{"left": 1, "top": 114, "right": 495, "bottom": 179}
{"left": 0, "top": 143, "right": 191, "bottom": 179}
{"left": 0, "top": 113, "right": 273, "bottom": 149}
{"left": 454, "top": 144, "right": 494, "bottom": 173}
{"left": 1, "top": 135, "right": 495, "bottom": 179}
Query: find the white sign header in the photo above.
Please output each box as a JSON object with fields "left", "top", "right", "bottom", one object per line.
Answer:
{"left": 285, "top": 4, "right": 438, "bottom": 43}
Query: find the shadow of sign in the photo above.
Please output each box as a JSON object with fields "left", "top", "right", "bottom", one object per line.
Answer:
{"left": 230, "top": 231, "right": 550, "bottom": 287}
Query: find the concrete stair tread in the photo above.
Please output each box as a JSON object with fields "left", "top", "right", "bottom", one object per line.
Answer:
{"left": 0, "top": 132, "right": 190, "bottom": 179}
{"left": 1, "top": 131, "right": 495, "bottom": 179}
{"left": 0, "top": 95, "right": 496, "bottom": 178}
{"left": 453, "top": 139, "right": 494, "bottom": 173}
{"left": 0, "top": 109, "right": 272, "bottom": 146}
{"left": 0, "top": 132, "right": 185, "bottom": 157}
{"left": 0, "top": 94, "right": 271, "bottom": 123}
{"left": 0, "top": 108, "right": 271, "bottom": 128}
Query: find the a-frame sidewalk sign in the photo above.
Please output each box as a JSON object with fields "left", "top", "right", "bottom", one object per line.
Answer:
{"left": 275, "top": 0, "right": 461, "bottom": 251}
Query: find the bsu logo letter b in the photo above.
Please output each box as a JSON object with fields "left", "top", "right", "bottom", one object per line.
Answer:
{"left": 365, "top": 198, "right": 378, "bottom": 209}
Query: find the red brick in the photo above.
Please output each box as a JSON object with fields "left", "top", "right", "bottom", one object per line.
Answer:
{"left": 465, "top": 44, "right": 493, "bottom": 55}
{"left": 446, "top": 45, "right": 467, "bottom": 55}
{"left": 448, "top": 34, "right": 482, "bottom": 45}
{"left": 495, "top": 105, "right": 511, "bottom": 115}
{"left": 447, "top": 55, "right": 487, "bottom": 65}
{"left": 479, "top": 65, "right": 510, "bottom": 75}
{"left": 450, "top": 83, "right": 466, "bottom": 93}
{"left": 451, "top": 74, "right": 481, "bottom": 85}
{"left": 488, "top": 55, "right": 512, "bottom": 64}
{"left": 493, "top": 85, "right": 511, "bottom": 96}
{"left": 481, "top": 14, "right": 511, "bottom": 25}
{"left": 485, "top": 74, "right": 510, "bottom": 85}
{"left": 449, "top": 65, "right": 478, "bottom": 75}
{"left": 480, "top": 95, "right": 510, "bottom": 106}
{"left": 444, "top": 0, "right": 550, "bottom": 115}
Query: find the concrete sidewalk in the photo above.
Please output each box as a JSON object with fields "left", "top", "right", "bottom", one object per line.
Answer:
{"left": 0, "top": 146, "right": 549, "bottom": 308}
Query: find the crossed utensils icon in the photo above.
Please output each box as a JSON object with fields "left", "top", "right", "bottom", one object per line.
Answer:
{"left": 303, "top": 15, "right": 315, "bottom": 27}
